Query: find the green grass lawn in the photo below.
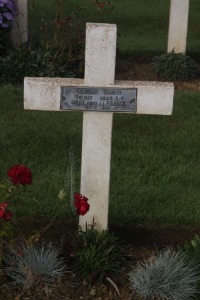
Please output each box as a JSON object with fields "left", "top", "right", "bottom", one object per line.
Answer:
{"left": 1, "top": 85, "right": 200, "bottom": 227}
{"left": 0, "top": 0, "right": 200, "bottom": 228}
{"left": 28, "top": 0, "right": 200, "bottom": 56}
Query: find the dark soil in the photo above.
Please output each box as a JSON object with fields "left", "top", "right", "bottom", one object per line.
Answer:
{"left": 1, "top": 219, "right": 200, "bottom": 300}
{"left": 115, "top": 56, "right": 200, "bottom": 91}
{"left": 1, "top": 58, "right": 200, "bottom": 299}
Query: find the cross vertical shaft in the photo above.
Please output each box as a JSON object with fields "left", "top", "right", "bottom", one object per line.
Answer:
{"left": 24, "top": 23, "right": 174, "bottom": 232}
{"left": 79, "top": 23, "right": 117, "bottom": 231}
{"left": 168, "top": 0, "right": 189, "bottom": 53}
{"left": 11, "top": 0, "right": 28, "bottom": 47}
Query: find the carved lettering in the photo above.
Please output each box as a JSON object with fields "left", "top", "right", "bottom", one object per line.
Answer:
{"left": 76, "top": 88, "right": 98, "bottom": 94}
{"left": 61, "top": 86, "right": 137, "bottom": 112}
{"left": 104, "top": 89, "right": 121, "bottom": 95}
{"left": 75, "top": 95, "right": 93, "bottom": 101}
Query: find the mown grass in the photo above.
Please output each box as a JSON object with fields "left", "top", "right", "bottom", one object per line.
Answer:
{"left": 0, "top": 85, "right": 83, "bottom": 220}
{"left": 111, "top": 91, "right": 200, "bottom": 225}
{"left": 1, "top": 86, "right": 200, "bottom": 227}
{"left": 1, "top": 0, "right": 200, "bottom": 227}
{"left": 28, "top": 0, "right": 200, "bottom": 56}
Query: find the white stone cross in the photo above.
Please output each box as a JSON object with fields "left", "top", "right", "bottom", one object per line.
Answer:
{"left": 24, "top": 23, "right": 174, "bottom": 231}
{"left": 11, "top": 0, "right": 28, "bottom": 47}
{"left": 168, "top": 0, "right": 190, "bottom": 53}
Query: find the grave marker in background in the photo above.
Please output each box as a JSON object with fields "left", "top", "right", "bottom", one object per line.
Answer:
{"left": 24, "top": 23, "right": 174, "bottom": 231}
{"left": 11, "top": 0, "right": 28, "bottom": 46}
{"left": 168, "top": 0, "right": 190, "bottom": 53}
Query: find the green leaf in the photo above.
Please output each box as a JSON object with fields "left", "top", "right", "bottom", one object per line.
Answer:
{"left": 57, "top": 189, "right": 66, "bottom": 201}
{"left": 0, "top": 230, "right": 8, "bottom": 237}
{"left": 0, "top": 184, "right": 7, "bottom": 189}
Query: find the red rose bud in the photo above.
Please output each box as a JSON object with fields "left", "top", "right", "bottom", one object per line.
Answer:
{"left": 7, "top": 164, "right": 32, "bottom": 185}
{"left": 3, "top": 210, "right": 12, "bottom": 221}
{"left": 0, "top": 202, "right": 9, "bottom": 219}
{"left": 0, "top": 210, "right": 4, "bottom": 219}
{"left": 16, "top": 249, "right": 23, "bottom": 257}
{"left": 0, "top": 202, "right": 8, "bottom": 209}
{"left": 98, "top": 3, "right": 105, "bottom": 8}
{"left": 74, "top": 193, "right": 90, "bottom": 216}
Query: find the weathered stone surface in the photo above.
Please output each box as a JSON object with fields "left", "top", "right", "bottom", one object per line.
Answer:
{"left": 24, "top": 78, "right": 174, "bottom": 116}
{"left": 24, "top": 23, "right": 174, "bottom": 232}
{"left": 11, "top": 0, "right": 28, "bottom": 46}
{"left": 168, "top": 0, "right": 189, "bottom": 53}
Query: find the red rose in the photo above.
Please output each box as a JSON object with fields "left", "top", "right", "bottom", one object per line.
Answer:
{"left": 3, "top": 210, "right": 12, "bottom": 221}
{"left": 0, "top": 202, "right": 8, "bottom": 219}
{"left": 74, "top": 193, "right": 90, "bottom": 216}
{"left": 98, "top": 2, "right": 105, "bottom": 8}
{"left": 7, "top": 165, "right": 32, "bottom": 185}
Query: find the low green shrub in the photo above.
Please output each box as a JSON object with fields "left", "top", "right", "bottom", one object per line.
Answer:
{"left": 182, "top": 234, "right": 200, "bottom": 267}
{"left": 129, "top": 248, "right": 199, "bottom": 300}
{"left": 182, "top": 235, "right": 200, "bottom": 275}
{"left": 153, "top": 51, "right": 199, "bottom": 81}
{"left": 0, "top": 0, "right": 85, "bottom": 83}
{"left": 0, "top": 31, "right": 12, "bottom": 57}
{"left": 181, "top": 235, "right": 200, "bottom": 299}
{"left": 0, "top": 44, "right": 75, "bottom": 84}
{"left": 4, "top": 241, "right": 66, "bottom": 290}
{"left": 71, "top": 226, "right": 126, "bottom": 283}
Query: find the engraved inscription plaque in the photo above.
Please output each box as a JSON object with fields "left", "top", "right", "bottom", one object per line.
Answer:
{"left": 60, "top": 86, "right": 137, "bottom": 112}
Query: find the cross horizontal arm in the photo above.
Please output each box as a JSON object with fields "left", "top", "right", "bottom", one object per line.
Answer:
{"left": 24, "top": 78, "right": 174, "bottom": 115}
